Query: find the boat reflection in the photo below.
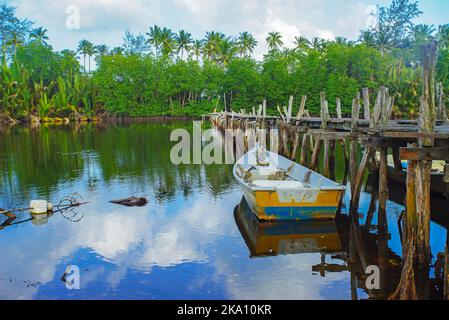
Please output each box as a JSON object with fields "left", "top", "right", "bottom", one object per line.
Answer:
{"left": 234, "top": 197, "right": 344, "bottom": 257}
{"left": 234, "top": 197, "right": 403, "bottom": 299}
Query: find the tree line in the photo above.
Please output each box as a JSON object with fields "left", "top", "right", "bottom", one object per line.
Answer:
{"left": 0, "top": 0, "right": 448, "bottom": 123}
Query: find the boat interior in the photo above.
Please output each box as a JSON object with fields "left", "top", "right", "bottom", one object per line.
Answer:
{"left": 234, "top": 147, "right": 345, "bottom": 192}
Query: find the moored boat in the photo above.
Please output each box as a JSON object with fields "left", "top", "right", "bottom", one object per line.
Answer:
{"left": 375, "top": 152, "right": 447, "bottom": 197}
{"left": 233, "top": 146, "right": 346, "bottom": 221}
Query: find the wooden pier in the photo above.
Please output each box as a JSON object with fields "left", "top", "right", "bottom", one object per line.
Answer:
{"left": 205, "top": 41, "right": 449, "bottom": 300}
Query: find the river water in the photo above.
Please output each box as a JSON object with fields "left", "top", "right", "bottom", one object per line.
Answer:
{"left": 0, "top": 121, "right": 448, "bottom": 299}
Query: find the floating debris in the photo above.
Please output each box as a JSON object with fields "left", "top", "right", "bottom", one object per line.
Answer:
{"left": 110, "top": 197, "right": 148, "bottom": 207}
{"left": 0, "top": 193, "right": 88, "bottom": 230}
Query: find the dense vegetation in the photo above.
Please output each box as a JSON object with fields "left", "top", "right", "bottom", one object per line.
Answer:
{"left": 0, "top": 0, "right": 449, "bottom": 123}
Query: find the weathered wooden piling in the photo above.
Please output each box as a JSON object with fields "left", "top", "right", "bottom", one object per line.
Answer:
{"left": 391, "top": 41, "right": 438, "bottom": 300}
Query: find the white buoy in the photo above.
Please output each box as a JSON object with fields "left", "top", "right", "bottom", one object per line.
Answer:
{"left": 30, "top": 200, "right": 48, "bottom": 214}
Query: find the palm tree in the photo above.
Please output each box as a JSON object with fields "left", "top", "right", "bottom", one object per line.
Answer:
{"left": 77, "top": 39, "right": 91, "bottom": 72}
{"left": 85, "top": 42, "right": 97, "bottom": 73}
{"left": 266, "top": 31, "right": 283, "bottom": 52}
{"left": 192, "top": 40, "right": 203, "bottom": 61}
{"left": 30, "top": 27, "right": 49, "bottom": 45}
{"left": 311, "top": 37, "right": 325, "bottom": 52}
{"left": 438, "top": 24, "right": 449, "bottom": 50}
{"left": 7, "top": 31, "right": 24, "bottom": 58}
{"left": 413, "top": 24, "right": 436, "bottom": 44}
{"left": 95, "top": 44, "right": 109, "bottom": 64}
{"left": 237, "top": 32, "right": 257, "bottom": 57}
{"left": 159, "top": 27, "right": 175, "bottom": 57}
{"left": 216, "top": 38, "right": 237, "bottom": 65}
{"left": 359, "top": 30, "right": 377, "bottom": 47}
{"left": 146, "top": 25, "right": 161, "bottom": 57}
{"left": 334, "top": 36, "right": 355, "bottom": 46}
{"left": 111, "top": 47, "right": 124, "bottom": 55}
{"left": 293, "top": 35, "right": 311, "bottom": 53}
{"left": 203, "top": 31, "right": 224, "bottom": 60}
{"left": 175, "top": 30, "right": 193, "bottom": 59}
{"left": 95, "top": 44, "right": 109, "bottom": 57}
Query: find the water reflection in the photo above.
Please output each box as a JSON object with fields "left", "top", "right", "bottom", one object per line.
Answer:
{"left": 233, "top": 197, "right": 403, "bottom": 299}
{"left": 0, "top": 122, "right": 448, "bottom": 300}
{"left": 234, "top": 198, "right": 343, "bottom": 257}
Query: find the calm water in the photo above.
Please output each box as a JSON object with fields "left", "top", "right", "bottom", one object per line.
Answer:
{"left": 0, "top": 121, "right": 448, "bottom": 300}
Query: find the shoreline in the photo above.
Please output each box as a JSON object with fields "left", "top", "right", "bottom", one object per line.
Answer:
{"left": 0, "top": 115, "right": 203, "bottom": 128}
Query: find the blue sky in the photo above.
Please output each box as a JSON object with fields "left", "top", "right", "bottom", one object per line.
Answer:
{"left": 7, "top": 0, "right": 449, "bottom": 59}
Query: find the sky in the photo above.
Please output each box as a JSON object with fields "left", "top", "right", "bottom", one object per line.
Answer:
{"left": 7, "top": 0, "right": 449, "bottom": 59}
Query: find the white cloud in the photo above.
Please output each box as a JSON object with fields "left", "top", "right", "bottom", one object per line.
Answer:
{"left": 10, "top": 0, "right": 381, "bottom": 57}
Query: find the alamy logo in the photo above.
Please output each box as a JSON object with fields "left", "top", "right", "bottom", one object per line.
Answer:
{"left": 65, "top": 5, "right": 80, "bottom": 30}
{"left": 63, "top": 265, "right": 80, "bottom": 290}
{"left": 365, "top": 265, "right": 380, "bottom": 290}
{"left": 170, "top": 121, "right": 280, "bottom": 165}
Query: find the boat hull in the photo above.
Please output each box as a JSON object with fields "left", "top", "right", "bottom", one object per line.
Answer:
{"left": 240, "top": 182, "right": 343, "bottom": 221}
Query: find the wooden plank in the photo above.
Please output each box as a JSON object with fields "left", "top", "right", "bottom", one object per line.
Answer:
{"left": 306, "top": 130, "right": 356, "bottom": 139}
{"left": 399, "top": 147, "right": 449, "bottom": 161}
{"left": 381, "top": 131, "right": 449, "bottom": 139}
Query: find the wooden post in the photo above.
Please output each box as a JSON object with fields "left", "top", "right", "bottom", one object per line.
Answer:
{"left": 320, "top": 92, "right": 330, "bottom": 130}
{"left": 378, "top": 147, "right": 388, "bottom": 220}
{"left": 287, "top": 96, "right": 293, "bottom": 124}
{"left": 281, "top": 125, "right": 290, "bottom": 158}
{"left": 351, "top": 145, "right": 374, "bottom": 213}
{"left": 310, "top": 138, "right": 321, "bottom": 171}
{"left": 391, "top": 146, "right": 403, "bottom": 172}
{"left": 336, "top": 98, "right": 342, "bottom": 119}
{"left": 300, "top": 134, "right": 308, "bottom": 166}
{"left": 419, "top": 41, "right": 437, "bottom": 148}
{"left": 416, "top": 41, "right": 437, "bottom": 271}
{"left": 341, "top": 138, "right": 349, "bottom": 174}
{"left": 371, "top": 87, "right": 383, "bottom": 128}
{"left": 329, "top": 140, "right": 336, "bottom": 181}
{"left": 349, "top": 95, "right": 361, "bottom": 214}
{"left": 436, "top": 82, "right": 448, "bottom": 122}
{"left": 391, "top": 155, "right": 419, "bottom": 300}
{"left": 365, "top": 184, "right": 378, "bottom": 227}
{"left": 391, "top": 42, "right": 438, "bottom": 300}
{"left": 349, "top": 136, "right": 358, "bottom": 214}
{"left": 445, "top": 230, "right": 449, "bottom": 300}
{"left": 323, "top": 139, "right": 330, "bottom": 178}
{"left": 351, "top": 97, "right": 360, "bottom": 132}
{"left": 263, "top": 99, "right": 267, "bottom": 118}
{"left": 362, "top": 88, "right": 371, "bottom": 121}
{"left": 290, "top": 129, "right": 300, "bottom": 161}
{"left": 296, "top": 96, "right": 307, "bottom": 120}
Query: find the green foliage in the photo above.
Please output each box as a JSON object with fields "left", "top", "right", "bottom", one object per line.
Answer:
{"left": 14, "top": 42, "right": 62, "bottom": 83}
{"left": 1, "top": 1, "right": 449, "bottom": 121}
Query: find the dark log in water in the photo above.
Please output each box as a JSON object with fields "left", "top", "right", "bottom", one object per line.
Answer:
{"left": 110, "top": 197, "right": 148, "bottom": 207}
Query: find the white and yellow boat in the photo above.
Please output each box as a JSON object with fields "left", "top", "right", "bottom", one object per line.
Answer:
{"left": 233, "top": 146, "right": 346, "bottom": 221}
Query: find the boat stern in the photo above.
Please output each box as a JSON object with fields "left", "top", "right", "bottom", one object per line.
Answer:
{"left": 249, "top": 189, "right": 344, "bottom": 221}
